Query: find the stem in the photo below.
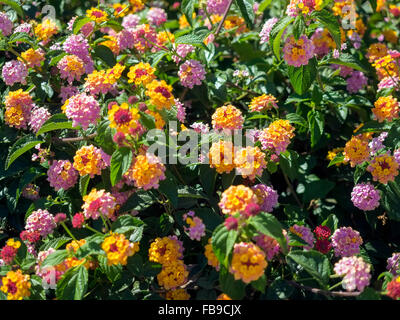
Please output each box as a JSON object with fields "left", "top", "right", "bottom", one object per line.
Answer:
{"left": 286, "top": 280, "right": 361, "bottom": 297}
{"left": 328, "top": 281, "right": 343, "bottom": 291}
{"left": 61, "top": 222, "right": 77, "bottom": 241}
{"left": 213, "top": 0, "right": 234, "bottom": 38}
{"left": 99, "top": 214, "right": 110, "bottom": 232}
{"left": 52, "top": 133, "right": 97, "bottom": 143}
{"left": 282, "top": 170, "right": 303, "bottom": 209}
{"left": 84, "top": 224, "right": 103, "bottom": 235}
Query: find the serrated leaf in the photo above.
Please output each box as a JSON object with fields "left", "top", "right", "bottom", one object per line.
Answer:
{"left": 79, "top": 175, "right": 90, "bottom": 197}
{"left": 36, "top": 113, "right": 74, "bottom": 136}
{"left": 249, "top": 212, "right": 288, "bottom": 254}
{"left": 6, "top": 135, "right": 44, "bottom": 170}
{"left": 212, "top": 224, "right": 238, "bottom": 268}
{"left": 288, "top": 57, "right": 317, "bottom": 95}
{"left": 287, "top": 250, "right": 331, "bottom": 288}
{"left": 235, "top": 0, "right": 255, "bottom": 29}
{"left": 73, "top": 17, "right": 92, "bottom": 34}
{"left": 56, "top": 265, "right": 88, "bottom": 300}
{"left": 269, "top": 16, "right": 294, "bottom": 60}
{"left": 110, "top": 147, "right": 133, "bottom": 186}
{"left": 181, "top": 0, "right": 195, "bottom": 26}
{"left": 1, "top": 0, "right": 24, "bottom": 17}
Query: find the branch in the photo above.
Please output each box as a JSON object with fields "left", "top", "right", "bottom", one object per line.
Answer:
{"left": 52, "top": 133, "right": 97, "bottom": 143}
{"left": 213, "top": 0, "right": 234, "bottom": 38}
{"left": 286, "top": 280, "right": 362, "bottom": 298}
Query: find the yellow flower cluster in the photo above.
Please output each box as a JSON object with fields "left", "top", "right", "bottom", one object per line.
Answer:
{"left": 372, "top": 95, "right": 399, "bottom": 123}
{"left": 108, "top": 103, "right": 140, "bottom": 135}
{"left": 179, "top": 13, "right": 196, "bottom": 29}
{"left": 124, "top": 154, "right": 166, "bottom": 190}
{"left": 145, "top": 80, "right": 175, "bottom": 110}
{"left": 367, "top": 153, "right": 399, "bottom": 184}
{"left": 19, "top": 48, "right": 44, "bottom": 68}
{"left": 4, "top": 105, "right": 25, "bottom": 128}
{"left": 128, "top": 0, "right": 145, "bottom": 13}
{"left": 165, "top": 288, "right": 190, "bottom": 300}
{"left": 127, "top": 62, "right": 156, "bottom": 86}
{"left": 249, "top": 94, "right": 279, "bottom": 112}
{"left": 157, "top": 31, "right": 175, "bottom": 46}
{"left": 146, "top": 110, "right": 165, "bottom": 129}
{"left": 208, "top": 140, "right": 236, "bottom": 174}
{"left": 212, "top": 105, "right": 244, "bottom": 130}
{"left": 343, "top": 135, "right": 370, "bottom": 167}
{"left": 73, "top": 145, "right": 104, "bottom": 177}
{"left": 259, "top": 119, "right": 295, "bottom": 155}
{"left": 34, "top": 19, "right": 58, "bottom": 43}
{"left": 66, "top": 239, "right": 86, "bottom": 253}
{"left": 218, "top": 185, "right": 258, "bottom": 216}
{"left": 101, "top": 233, "right": 140, "bottom": 266}
{"left": 149, "top": 236, "right": 188, "bottom": 290}
{"left": 229, "top": 242, "right": 267, "bottom": 284}
{"left": 0, "top": 270, "right": 31, "bottom": 300}
{"left": 366, "top": 43, "right": 388, "bottom": 63}
{"left": 102, "top": 35, "right": 120, "bottom": 55}
{"left": 234, "top": 146, "right": 267, "bottom": 180}
{"left": 204, "top": 238, "right": 220, "bottom": 271}
{"left": 6, "top": 238, "right": 21, "bottom": 249}
{"left": 112, "top": 3, "right": 129, "bottom": 17}
{"left": 86, "top": 8, "right": 108, "bottom": 24}
{"left": 372, "top": 55, "right": 399, "bottom": 80}
{"left": 217, "top": 293, "right": 232, "bottom": 300}
{"left": 149, "top": 237, "right": 183, "bottom": 264}
{"left": 5, "top": 89, "right": 33, "bottom": 108}
{"left": 157, "top": 259, "right": 189, "bottom": 290}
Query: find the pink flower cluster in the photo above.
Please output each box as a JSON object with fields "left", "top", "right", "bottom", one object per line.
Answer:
{"left": 178, "top": 59, "right": 206, "bottom": 89}
{"left": 254, "top": 234, "right": 280, "bottom": 261}
{"left": 63, "top": 34, "right": 94, "bottom": 74}
{"left": 29, "top": 107, "right": 51, "bottom": 133}
{"left": 331, "top": 227, "right": 363, "bottom": 257}
{"left": 57, "top": 55, "right": 85, "bottom": 84}
{"left": 47, "top": 160, "right": 79, "bottom": 191}
{"left": 82, "top": 189, "right": 117, "bottom": 220}
{"left": 259, "top": 18, "right": 278, "bottom": 44}
{"left": 183, "top": 211, "right": 206, "bottom": 241}
{"left": 251, "top": 184, "right": 278, "bottom": 212}
{"left": 25, "top": 209, "right": 56, "bottom": 238}
{"left": 131, "top": 24, "right": 158, "bottom": 54}
{"left": 369, "top": 132, "right": 387, "bottom": 155}
{"left": 175, "top": 98, "right": 186, "bottom": 122}
{"left": 387, "top": 252, "right": 400, "bottom": 275}
{"left": 2, "top": 60, "right": 28, "bottom": 86}
{"left": 63, "top": 93, "right": 101, "bottom": 130}
{"left": 122, "top": 14, "right": 140, "bottom": 28}
{"left": 290, "top": 224, "right": 315, "bottom": 250}
{"left": 59, "top": 85, "right": 79, "bottom": 103}
{"left": 351, "top": 183, "right": 380, "bottom": 211}
{"left": 206, "top": 0, "right": 230, "bottom": 15}
{"left": 172, "top": 44, "right": 195, "bottom": 64}
{"left": 147, "top": 7, "right": 167, "bottom": 26}
{"left": 283, "top": 35, "right": 315, "bottom": 67}
{"left": 0, "top": 12, "right": 13, "bottom": 36}
{"left": 334, "top": 256, "right": 371, "bottom": 292}
{"left": 346, "top": 71, "right": 368, "bottom": 93}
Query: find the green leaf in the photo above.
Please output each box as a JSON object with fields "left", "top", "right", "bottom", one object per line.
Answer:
{"left": 257, "top": 0, "right": 273, "bottom": 12}
{"left": 175, "top": 33, "right": 209, "bottom": 50}
{"left": 49, "top": 52, "right": 68, "bottom": 67}
{"left": 235, "top": 0, "right": 255, "bottom": 29}
{"left": 56, "top": 265, "right": 88, "bottom": 300}
{"left": 200, "top": 165, "right": 217, "bottom": 195}
{"left": 8, "top": 32, "right": 34, "bottom": 45}
{"left": 0, "top": 0, "right": 24, "bottom": 17}
{"left": 269, "top": 16, "right": 294, "bottom": 60}
{"left": 288, "top": 57, "right": 317, "bottom": 95}
{"left": 293, "top": 16, "right": 305, "bottom": 40}
{"left": 302, "top": 179, "right": 334, "bottom": 203}
{"left": 111, "top": 215, "right": 144, "bottom": 234}
{"left": 307, "top": 109, "right": 324, "bottom": 148}
{"left": 119, "top": 190, "right": 156, "bottom": 213}
{"left": 354, "top": 162, "right": 368, "bottom": 184}
{"left": 6, "top": 135, "right": 44, "bottom": 170}
{"left": 287, "top": 250, "right": 331, "bottom": 288}
{"left": 73, "top": 17, "right": 92, "bottom": 34}
{"left": 36, "top": 113, "right": 74, "bottom": 136}
{"left": 323, "top": 53, "right": 368, "bottom": 73}
{"left": 249, "top": 212, "right": 288, "bottom": 254}
{"left": 98, "top": 255, "right": 122, "bottom": 282}
{"left": 211, "top": 224, "right": 238, "bottom": 268}
{"left": 110, "top": 147, "right": 133, "bottom": 186}
{"left": 251, "top": 274, "right": 267, "bottom": 293}
{"left": 40, "top": 237, "right": 72, "bottom": 251}
{"left": 219, "top": 266, "right": 246, "bottom": 299}
{"left": 328, "top": 153, "right": 344, "bottom": 167}
{"left": 41, "top": 250, "right": 69, "bottom": 268}
{"left": 266, "top": 279, "right": 295, "bottom": 300}
{"left": 139, "top": 111, "right": 156, "bottom": 130}
{"left": 321, "top": 214, "right": 338, "bottom": 232}
{"left": 311, "top": 9, "right": 341, "bottom": 50}
{"left": 357, "top": 287, "right": 382, "bottom": 300}
{"left": 286, "top": 113, "right": 307, "bottom": 127}
{"left": 158, "top": 176, "right": 178, "bottom": 208}
{"left": 102, "top": 19, "right": 123, "bottom": 32}
{"left": 181, "top": 0, "right": 195, "bottom": 26}
{"left": 78, "top": 174, "right": 90, "bottom": 197}
{"left": 94, "top": 45, "right": 116, "bottom": 67}
{"left": 75, "top": 234, "right": 105, "bottom": 259}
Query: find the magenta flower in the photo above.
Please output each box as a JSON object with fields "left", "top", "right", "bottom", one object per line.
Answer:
{"left": 29, "top": 107, "right": 51, "bottom": 133}
{"left": 147, "top": 7, "right": 167, "bottom": 26}
{"left": 251, "top": 184, "right": 279, "bottom": 213}
{"left": 25, "top": 209, "right": 56, "bottom": 238}
{"left": 63, "top": 93, "right": 101, "bottom": 130}
{"left": 47, "top": 160, "right": 79, "bottom": 191}
{"left": 178, "top": 59, "right": 206, "bottom": 89}
{"left": 351, "top": 183, "right": 380, "bottom": 211}
{"left": 0, "top": 12, "right": 13, "bottom": 36}
{"left": 331, "top": 227, "right": 363, "bottom": 257}
{"left": 183, "top": 211, "right": 206, "bottom": 241}
{"left": 2, "top": 60, "right": 28, "bottom": 86}
{"left": 259, "top": 17, "right": 278, "bottom": 44}
{"left": 289, "top": 224, "right": 315, "bottom": 250}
